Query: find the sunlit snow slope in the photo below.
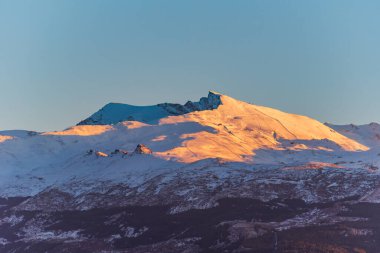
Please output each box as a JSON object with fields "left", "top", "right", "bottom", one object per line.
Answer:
{"left": 155, "top": 92, "right": 368, "bottom": 162}
{"left": 45, "top": 91, "right": 369, "bottom": 162}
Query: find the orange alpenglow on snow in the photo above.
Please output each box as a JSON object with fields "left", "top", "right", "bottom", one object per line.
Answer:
{"left": 36, "top": 91, "right": 368, "bottom": 163}
{"left": 155, "top": 92, "right": 368, "bottom": 162}
{"left": 0, "top": 135, "right": 13, "bottom": 143}
{"left": 43, "top": 125, "right": 114, "bottom": 136}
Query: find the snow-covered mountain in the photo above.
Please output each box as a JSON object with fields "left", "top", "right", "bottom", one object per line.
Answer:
{"left": 0, "top": 91, "right": 372, "bottom": 195}
{"left": 1, "top": 91, "right": 380, "bottom": 253}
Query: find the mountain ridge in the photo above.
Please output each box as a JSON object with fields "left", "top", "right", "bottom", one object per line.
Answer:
{"left": 77, "top": 91, "right": 222, "bottom": 125}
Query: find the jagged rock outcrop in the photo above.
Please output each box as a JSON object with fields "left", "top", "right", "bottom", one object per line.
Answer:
{"left": 77, "top": 91, "right": 222, "bottom": 125}
{"left": 111, "top": 149, "right": 129, "bottom": 156}
{"left": 134, "top": 144, "right": 153, "bottom": 154}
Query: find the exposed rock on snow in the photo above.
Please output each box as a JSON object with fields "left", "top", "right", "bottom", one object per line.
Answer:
{"left": 134, "top": 144, "right": 153, "bottom": 154}
{"left": 0, "top": 215, "right": 24, "bottom": 226}
{"left": 0, "top": 238, "right": 8, "bottom": 246}
{"left": 123, "top": 226, "right": 149, "bottom": 238}
{"left": 111, "top": 149, "right": 129, "bottom": 156}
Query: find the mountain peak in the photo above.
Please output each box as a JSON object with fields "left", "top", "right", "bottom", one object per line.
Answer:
{"left": 208, "top": 90, "right": 223, "bottom": 96}
{"left": 78, "top": 91, "right": 223, "bottom": 126}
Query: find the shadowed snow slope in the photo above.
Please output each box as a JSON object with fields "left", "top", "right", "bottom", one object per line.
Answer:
{"left": 0, "top": 130, "right": 38, "bottom": 138}
{"left": 327, "top": 122, "right": 380, "bottom": 148}
{"left": 77, "top": 91, "right": 222, "bottom": 125}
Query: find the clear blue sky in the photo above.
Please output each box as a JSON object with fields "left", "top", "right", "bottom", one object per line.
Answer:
{"left": 1, "top": 0, "right": 380, "bottom": 131}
